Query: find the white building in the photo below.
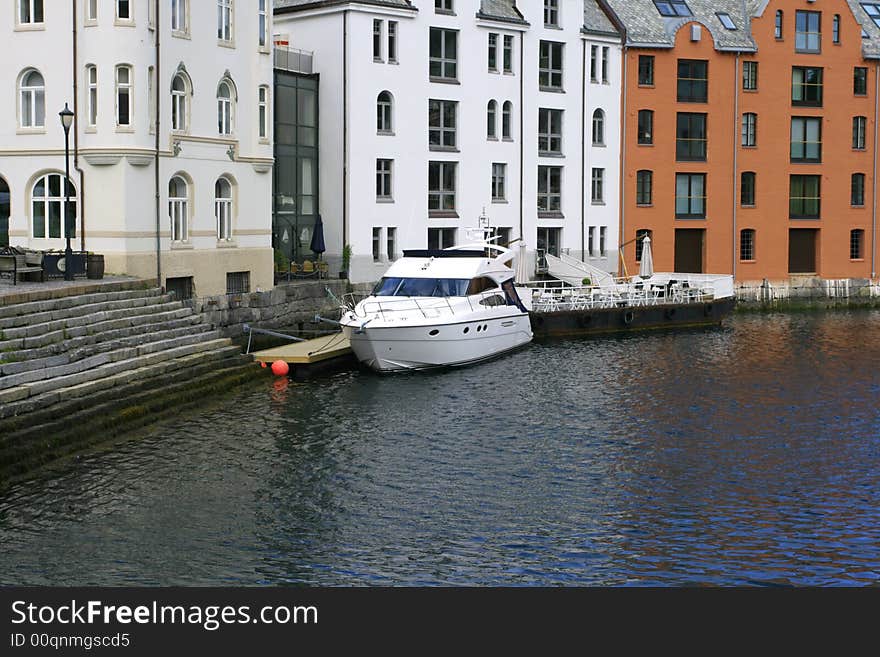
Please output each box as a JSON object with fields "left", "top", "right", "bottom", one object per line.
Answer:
{"left": 0, "top": 0, "right": 275, "bottom": 297}
{"left": 274, "top": 0, "right": 622, "bottom": 284}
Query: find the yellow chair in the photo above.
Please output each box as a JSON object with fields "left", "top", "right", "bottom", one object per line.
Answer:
{"left": 301, "top": 260, "right": 315, "bottom": 277}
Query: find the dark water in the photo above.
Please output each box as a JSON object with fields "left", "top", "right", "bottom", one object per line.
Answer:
{"left": 1, "top": 311, "right": 879, "bottom": 586}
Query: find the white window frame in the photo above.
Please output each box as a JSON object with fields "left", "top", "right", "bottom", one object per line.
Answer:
{"left": 217, "top": 79, "right": 234, "bottom": 136}
{"left": 19, "top": 69, "right": 46, "bottom": 129}
{"left": 377, "top": 91, "right": 393, "bottom": 134}
{"left": 592, "top": 108, "right": 605, "bottom": 145}
{"left": 86, "top": 65, "right": 98, "bottom": 128}
{"left": 31, "top": 173, "right": 76, "bottom": 239}
{"left": 376, "top": 159, "right": 393, "bottom": 200}
{"left": 387, "top": 227, "right": 397, "bottom": 261}
{"left": 86, "top": 0, "right": 98, "bottom": 23}
{"left": 258, "top": 0, "right": 269, "bottom": 49}
{"left": 116, "top": 0, "right": 133, "bottom": 22}
{"left": 215, "top": 177, "right": 233, "bottom": 241}
{"left": 388, "top": 21, "right": 397, "bottom": 63}
{"left": 171, "top": 73, "right": 189, "bottom": 132}
{"left": 116, "top": 65, "right": 133, "bottom": 128}
{"left": 258, "top": 85, "right": 269, "bottom": 141}
{"left": 169, "top": 176, "right": 189, "bottom": 242}
{"left": 492, "top": 163, "right": 507, "bottom": 202}
{"left": 502, "top": 101, "right": 512, "bottom": 139}
{"left": 18, "top": 0, "right": 44, "bottom": 25}
{"left": 591, "top": 168, "right": 605, "bottom": 203}
{"left": 171, "top": 0, "right": 188, "bottom": 34}
{"left": 218, "top": 0, "right": 233, "bottom": 43}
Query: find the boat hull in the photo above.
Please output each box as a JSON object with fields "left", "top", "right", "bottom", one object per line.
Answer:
{"left": 342, "top": 315, "right": 533, "bottom": 372}
{"left": 529, "top": 296, "right": 736, "bottom": 339}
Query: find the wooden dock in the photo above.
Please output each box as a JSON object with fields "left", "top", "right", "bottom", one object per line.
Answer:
{"left": 251, "top": 332, "right": 355, "bottom": 379}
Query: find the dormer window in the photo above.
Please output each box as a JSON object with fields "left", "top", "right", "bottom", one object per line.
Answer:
{"left": 653, "top": 1, "right": 692, "bottom": 18}
{"left": 717, "top": 12, "right": 736, "bottom": 30}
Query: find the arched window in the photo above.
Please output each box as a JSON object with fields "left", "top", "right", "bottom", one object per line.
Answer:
{"left": 592, "top": 108, "right": 605, "bottom": 145}
{"left": 217, "top": 79, "right": 234, "bottom": 135}
{"left": 171, "top": 73, "right": 190, "bottom": 132}
{"left": 32, "top": 173, "right": 76, "bottom": 239}
{"left": 775, "top": 10, "right": 783, "bottom": 39}
{"left": 487, "top": 100, "right": 497, "bottom": 139}
{"left": 116, "top": 65, "right": 132, "bottom": 127}
{"left": 502, "top": 101, "right": 512, "bottom": 139}
{"left": 377, "top": 91, "right": 393, "bottom": 133}
{"left": 635, "top": 229, "right": 652, "bottom": 263}
{"left": 741, "top": 171, "right": 756, "bottom": 206}
{"left": 168, "top": 176, "right": 188, "bottom": 242}
{"left": 740, "top": 229, "right": 755, "bottom": 261}
{"left": 86, "top": 65, "right": 98, "bottom": 127}
{"left": 215, "top": 177, "right": 233, "bottom": 241}
{"left": 20, "top": 69, "right": 45, "bottom": 128}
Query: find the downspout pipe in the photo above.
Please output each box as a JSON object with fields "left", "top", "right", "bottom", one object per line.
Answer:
{"left": 154, "top": 1, "right": 162, "bottom": 285}
{"left": 732, "top": 52, "right": 740, "bottom": 281}
{"left": 72, "top": 0, "right": 85, "bottom": 252}
{"left": 873, "top": 63, "right": 879, "bottom": 279}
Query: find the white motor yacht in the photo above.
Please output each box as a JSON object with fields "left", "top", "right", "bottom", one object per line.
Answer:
{"left": 339, "top": 234, "right": 533, "bottom": 372}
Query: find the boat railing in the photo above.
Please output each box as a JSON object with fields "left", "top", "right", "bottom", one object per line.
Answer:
{"left": 527, "top": 274, "right": 732, "bottom": 312}
{"left": 349, "top": 290, "right": 517, "bottom": 320}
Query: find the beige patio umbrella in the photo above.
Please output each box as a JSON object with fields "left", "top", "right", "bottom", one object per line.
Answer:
{"left": 639, "top": 235, "right": 654, "bottom": 278}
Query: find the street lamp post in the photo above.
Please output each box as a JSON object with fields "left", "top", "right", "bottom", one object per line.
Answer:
{"left": 59, "top": 103, "right": 74, "bottom": 281}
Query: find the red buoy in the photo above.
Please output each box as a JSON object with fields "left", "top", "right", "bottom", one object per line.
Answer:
{"left": 271, "top": 360, "right": 289, "bottom": 377}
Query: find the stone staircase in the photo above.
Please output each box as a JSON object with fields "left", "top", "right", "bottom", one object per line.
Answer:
{"left": 0, "top": 281, "right": 260, "bottom": 482}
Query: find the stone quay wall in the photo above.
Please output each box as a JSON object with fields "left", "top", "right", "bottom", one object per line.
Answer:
{"left": 735, "top": 277, "right": 880, "bottom": 309}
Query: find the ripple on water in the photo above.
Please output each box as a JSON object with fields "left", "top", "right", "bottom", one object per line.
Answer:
{"left": 1, "top": 311, "right": 879, "bottom": 585}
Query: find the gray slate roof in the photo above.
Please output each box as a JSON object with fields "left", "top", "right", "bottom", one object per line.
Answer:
{"left": 583, "top": 0, "right": 619, "bottom": 36}
{"left": 274, "top": 0, "right": 414, "bottom": 13}
{"left": 846, "top": 0, "right": 880, "bottom": 59}
{"left": 476, "top": 0, "right": 527, "bottom": 25}
{"left": 603, "top": 0, "right": 757, "bottom": 51}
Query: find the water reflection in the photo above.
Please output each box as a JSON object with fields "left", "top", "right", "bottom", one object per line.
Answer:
{"left": 1, "top": 311, "right": 879, "bottom": 585}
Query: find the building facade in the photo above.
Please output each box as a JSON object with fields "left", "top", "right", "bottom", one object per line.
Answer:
{"left": 605, "top": 0, "right": 880, "bottom": 283}
{"left": 0, "top": 0, "right": 275, "bottom": 297}
{"left": 274, "top": 0, "right": 623, "bottom": 284}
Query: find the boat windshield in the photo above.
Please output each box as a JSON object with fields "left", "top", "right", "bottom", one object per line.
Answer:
{"left": 372, "top": 277, "right": 470, "bottom": 297}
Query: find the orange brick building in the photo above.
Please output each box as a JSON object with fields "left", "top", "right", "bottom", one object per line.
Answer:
{"left": 602, "top": 0, "right": 880, "bottom": 283}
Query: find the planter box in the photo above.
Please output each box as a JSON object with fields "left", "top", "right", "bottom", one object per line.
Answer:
{"left": 42, "top": 252, "right": 87, "bottom": 278}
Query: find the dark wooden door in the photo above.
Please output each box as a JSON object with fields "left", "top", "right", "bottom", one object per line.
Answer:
{"left": 788, "top": 229, "right": 817, "bottom": 273}
{"left": 674, "top": 229, "right": 704, "bottom": 273}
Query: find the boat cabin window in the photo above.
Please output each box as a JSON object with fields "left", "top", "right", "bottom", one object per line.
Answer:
{"left": 372, "top": 277, "right": 469, "bottom": 297}
{"left": 466, "top": 277, "right": 498, "bottom": 295}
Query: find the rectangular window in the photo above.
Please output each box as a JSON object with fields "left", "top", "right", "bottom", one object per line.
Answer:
{"left": 373, "top": 19, "right": 383, "bottom": 61}
{"left": 259, "top": 0, "right": 268, "bottom": 47}
{"left": 430, "top": 28, "right": 458, "bottom": 80}
{"left": 538, "top": 108, "right": 563, "bottom": 154}
{"left": 602, "top": 47, "right": 609, "bottom": 83}
{"left": 717, "top": 12, "right": 736, "bottom": 30}
{"left": 852, "top": 173, "right": 866, "bottom": 206}
{"left": 676, "top": 113, "right": 707, "bottom": 161}
{"left": 539, "top": 41, "right": 564, "bottom": 90}
{"left": 87, "top": 65, "right": 98, "bottom": 127}
{"left": 677, "top": 59, "right": 708, "bottom": 102}
{"left": 590, "top": 45, "right": 598, "bottom": 82}
{"left": 588, "top": 226, "right": 595, "bottom": 256}
{"left": 388, "top": 21, "right": 397, "bottom": 63}
{"left": 372, "top": 227, "right": 382, "bottom": 262}
{"left": 591, "top": 168, "right": 604, "bottom": 203}
{"left": 217, "top": 0, "right": 233, "bottom": 41}
{"left": 599, "top": 227, "right": 607, "bottom": 256}
{"left": 638, "top": 110, "right": 653, "bottom": 145}
{"left": 792, "top": 67, "right": 823, "bottom": 106}
{"left": 492, "top": 163, "right": 507, "bottom": 202}
{"left": 544, "top": 0, "right": 559, "bottom": 27}
{"left": 116, "top": 65, "right": 132, "bottom": 127}
{"left": 795, "top": 10, "right": 821, "bottom": 53}
{"left": 117, "top": 0, "right": 131, "bottom": 20}
{"left": 743, "top": 61, "right": 758, "bottom": 91}
{"left": 226, "top": 272, "right": 250, "bottom": 295}
{"left": 537, "top": 227, "right": 562, "bottom": 259}
{"left": 19, "top": 0, "right": 45, "bottom": 24}
{"left": 172, "top": 0, "right": 188, "bottom": 33}
{"left": 428, "top": 161, "right": 457, "bottom": 213}
{"left": 428, "top": 227, "right": 456, "bottom": 250}
{"left": 429, "top": 99, "right": 457, "bottom": 149}
{"left": 853, "top": 116, "right": 867, "bottom": 150}
{"left": 789, "top": 175, "right": 821, "bottom": 218}
{"left": 855, "top": 67, "right": 868, "bottom": 95}
{"left": 851, "top": 229, "right": 865, "bottom": 259}
{"left": 258, "top": 86, "right": 268, "bottom": 139}
{"left": 537, "top": 166, "right": 562, "bottom": 214}
{"left": 503, "top": 35, "right": 514, "bottom": 73}
{"left": 675, "top": 173, "right": 706, "bottom": 219}
{"left": 654, "top": 1, "right": 691, "bottom": 17}
{"left": 742, "top": 113, "right": 757, "bottom": 147}
{"left": 638, "top": 55, "right": 654, "bottom": 86}
{"left": 741, "top": 172, "right": 756, "bottom": 206}
{"left": 636, "top": 170, "right": 653, "bottom": 205}
{"left": 435, "top": 0, "right": 453, "bottom": 13}
{"left": 87, "top": 0, "right": 97, "bottom": 21}
{"left": 833, "top": 14, "right": 840, "bottom": 44}
{"left": 387, "top": 227, "right": 397, "bottom": 261}
{"left": 740, "top": 229, "right": 755, "bottom": 261}
{"left": 790, "top": 117, "right": 821, "bottom": 162}
{"left": 488, "top": 33, "right": 498, "bottom": 72}
{"left": 775, "top": 10, "right": 783, "bottom": 38}
{"left": 376, "top": 159, "right": 393, "bottom": 200}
